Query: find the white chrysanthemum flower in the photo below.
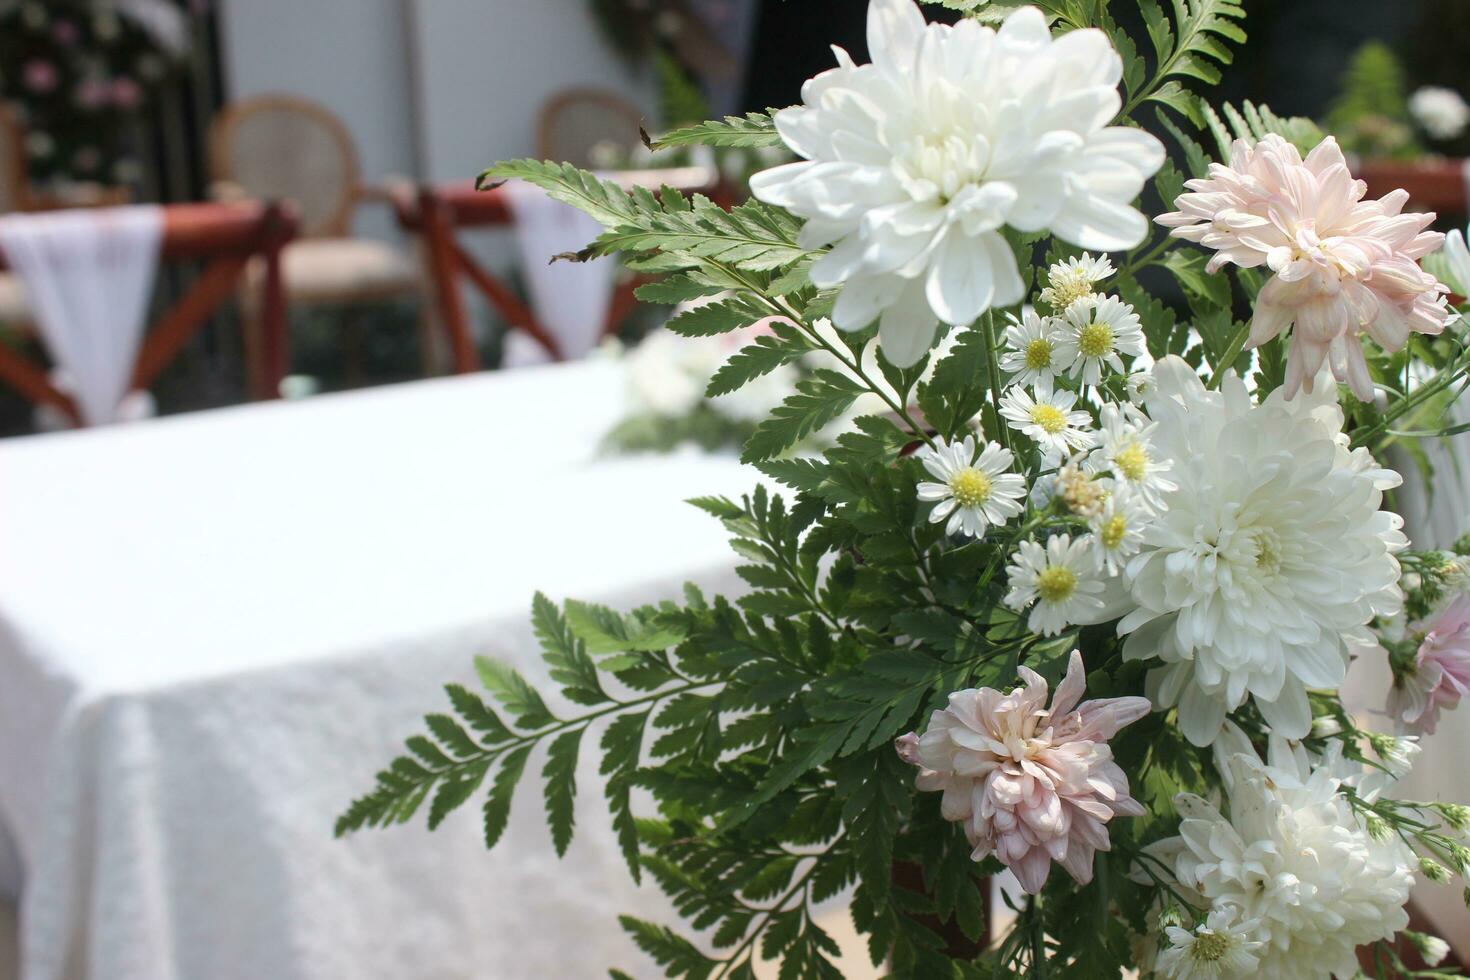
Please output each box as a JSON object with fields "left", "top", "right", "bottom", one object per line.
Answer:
{"left": 1005, "top": 534, "right": 1107, "bottom": 635}
{"left": 1155, "top": 907, "right": 1264, "bottom": 980}
{"left": 1409, "top": 85, "right": 1470, "bottom": 141}
{"left": 1088, "top": 483, "right": 1147, "bottom": 575}
{"left": 748, "top": 0, "right": 1165, "bottom": 366}
{"left": 1055, "top": 295, "right": 1146, "bottom": 385}
{"left": 916, "top": 436, "right": 1026, "bottom": 539}
{"left": 998, "top": 386, "right": 1096, "bottom": 460}
{"left": 1039, "top": 252, "right": 1115, "bottom": 311}
{"left": 1088, "top": 403, "right": 1175, "bottom": 511}
{"left": 1150, "top": 733, "right": 1415, "bottom": 979}
{"left": 999, "top": 309, "right": 1065, "bottom": 392}
{"left": 1120, "top": 356, "right": 1407, "bottom": 746}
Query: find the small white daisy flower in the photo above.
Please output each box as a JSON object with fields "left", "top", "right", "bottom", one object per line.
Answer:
{"left": 1125, "top": 369, "right": 1157, "bottom": 405}
{"left": 915, "top": 436, "right": 1026, "bottom": 540}
{"left": 1088, "top": 483, "right": 1148, "bottom": 575}
{"left": 999, "top": 309, "right": 1065, "bottom": 392}
{"left": 1089, "top": 404, "right": 1176, "bottom": 511}
{"left": 1056, "top": 296, "right": 1146, "bottom": 386}
{"left": 1004, "top": 534, "right": 1106, "bottom": 636}
{"left": 1154, "top": 907, "right": 1264, "bottom": 980}
{"left": 1039, "top": 252, "right": 1115, "bottom": 311}
{"left": 998, "top": 386, "right": 1097, "bottom": 460}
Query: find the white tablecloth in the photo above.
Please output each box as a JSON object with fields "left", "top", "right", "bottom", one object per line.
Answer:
{"left": 0, "top": 360, "right": 763, "bottom": 979}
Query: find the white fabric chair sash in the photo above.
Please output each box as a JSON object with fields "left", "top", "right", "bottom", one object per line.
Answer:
{"left": 501, "top": 168, "right": 717, "bottom": 368}
{"left": 501, "top": 181, "right": 618, "bottom": 367}
{"left": 0, "top": 206, "right": 164, "bottom": 426}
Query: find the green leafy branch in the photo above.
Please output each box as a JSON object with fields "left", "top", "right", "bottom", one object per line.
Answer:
{"left": 653, "top": 112, "right": 782, "bottom": 150}
{"left": 1125, "top": 0, "right": 1246, "bottom": 126}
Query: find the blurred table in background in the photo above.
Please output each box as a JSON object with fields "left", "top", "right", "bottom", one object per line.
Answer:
{"left": 0, "top": 358, "right": 764, "bottom": 979}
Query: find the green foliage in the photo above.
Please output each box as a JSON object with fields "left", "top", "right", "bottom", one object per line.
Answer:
{"left": 1203, "top": 100, "right": 1325, "bottom": 159}
{"left": 1325, "top": 41, "right": 1421, "bottom": 160}
{"left": 654, "top": 113, "right": 782, "bottom": 150}
{"left": 1130, "top": 0, "right": 1246, "bottom": 126}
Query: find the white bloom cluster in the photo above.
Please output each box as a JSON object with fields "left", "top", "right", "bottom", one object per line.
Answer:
{"left": 1149, "top": 729, "right": 1417, "bottom": 979}
{"left": 988, "top": 258, "right": 1162, "bottom": 636}
{"left": 1119, "top": 357, "right": 1406, "bottom": 746}
{"left": 1409, "top": 85, "right": 1470, "bottom": 141}
{"left": 750, "top": 0, "right": 1163, "bottom": 365}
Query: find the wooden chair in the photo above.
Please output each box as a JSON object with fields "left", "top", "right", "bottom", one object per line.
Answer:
{"left": 0, "top": 107, "right": 33, "bottom": 330}
{"left": 209, "top": 94, "right": 426, "bottom": 388}
{"left": 537, "top": 88, "right": 647, "bottom": 170}
{"left": 0, "top": 201, "right": 295, "bottom": 426}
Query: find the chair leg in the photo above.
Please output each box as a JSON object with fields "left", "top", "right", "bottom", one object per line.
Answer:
{"left": 238, "top": 282, "right": 267, "bottom": 400}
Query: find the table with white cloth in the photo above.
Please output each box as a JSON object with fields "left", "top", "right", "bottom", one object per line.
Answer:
{"left": 0, "top": 358, "right": 768, "bottom": 979}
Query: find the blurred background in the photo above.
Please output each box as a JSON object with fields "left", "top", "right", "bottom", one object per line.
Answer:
{"left": 0, "top": 0, "right": 1467, "bottom": 436}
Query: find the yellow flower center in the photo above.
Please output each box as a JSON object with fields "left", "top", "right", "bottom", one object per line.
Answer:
{"left": 1024, "top": 337, "right": 1054, "bottom": 370}
{"left": 1036, "top": 565, "right": 1077, "bottom": 603}
{"left": 1078, "top": 321, "right": 1114, "bottom": 359}
{"left": 1029, "top": 403, "right": 1067, "bottom": 434}
{"left": 949, "top": 468, "right": 992, "bottom": 508}
{"left": 1045, "top": 277, "right": 1092, "bottom": 311}
{"left": 1101, "top": 514, "right": 1128, "bottom": 549}
{"left": 1190, "top": 931, "right": 1231, "bottom": 963}
{"left": 1115, "top": 442, "right": 1148, "bottom": 482}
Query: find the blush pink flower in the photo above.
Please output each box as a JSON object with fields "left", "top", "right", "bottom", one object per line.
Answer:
{"left": 1157, "top": 134, "right": 1449, "bottom": 400}
{"left": 895, "top": 650, "right": 1150, "bottom": 893}
{"left": 1389, "top": 595, "right": 1470, "bottom": 734}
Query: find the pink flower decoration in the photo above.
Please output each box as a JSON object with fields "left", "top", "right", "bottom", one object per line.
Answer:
{"left": 74, "top": 78, "right": 110, "bottom": 110}
{"left": 895, "top": 650, "right": 1150, "bottom": 894}
{"left": 110, "top": 78, "right": 143, "bottom": 110}
{"left": 22, "top": 59, "right": 59, "bottom": 95}
{"left": 1390, "top": 595, "right": 1470, "bottom": 734}
{"left": 1157, "top": 134, "right": 1449, "bottom": 400}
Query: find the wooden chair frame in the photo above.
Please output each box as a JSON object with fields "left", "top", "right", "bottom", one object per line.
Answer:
{"left": 0, "top": 106, "right": 34, "bottom": 214}
{"left": 209, "top": 94, "right": 363, "bottom": 239}
{"left": 0, "top": 201, "right": 296, "bottom": 426}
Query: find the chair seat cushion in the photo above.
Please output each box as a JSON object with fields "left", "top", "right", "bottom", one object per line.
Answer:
{"left": 258, "top": 238, "right": 420, "bottom": 304}
{"left": 0, "top": 272, "right": 30, "bottom": 324}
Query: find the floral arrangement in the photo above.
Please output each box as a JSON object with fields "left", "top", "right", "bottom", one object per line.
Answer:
{"left": 0, "top": 0, "right": 197, "bottom": 190}
{"left": 341, "top": 1, "right": 1470, "bottom": 975}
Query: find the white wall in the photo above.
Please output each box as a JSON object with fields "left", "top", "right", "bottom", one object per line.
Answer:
{"left": 406, "top": 0, "right": 654, "bottom": 275}
{"left": 406, "top": 0, "right": 651, "bottom": 182}
{"left": 220, "top": 0, "right": 652, "bottom": 254}
{"left": 217, "top": 0, "right": 418, "bottom": 241}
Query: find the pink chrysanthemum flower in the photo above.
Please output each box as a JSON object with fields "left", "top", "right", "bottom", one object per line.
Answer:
{"left": 895, "top": 650, "right": 1150, "bottom": 893}
{"left": 1389, "top": 595, "right": 1470, "bottom": 734}
{"left": 1157, "top": 134, "right": 1449, "bottom": 400}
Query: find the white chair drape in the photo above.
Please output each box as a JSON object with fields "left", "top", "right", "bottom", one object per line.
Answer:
{"left": 501, "top": 181, "right": 618, "bottom": 367}
{"left": 0, "top": 206, "right": 163, "bottom": 427}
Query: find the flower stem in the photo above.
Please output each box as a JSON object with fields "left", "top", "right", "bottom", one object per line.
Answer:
{"left": 981, "top": 310, "right": 1011, "bottom": 449}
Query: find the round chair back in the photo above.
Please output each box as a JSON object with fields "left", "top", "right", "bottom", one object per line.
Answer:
{"left": 537, "top": 88, "right": 645, "bottom": 170}
{"left": 209, "top": 94, "right": 359, "bottom": 238}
